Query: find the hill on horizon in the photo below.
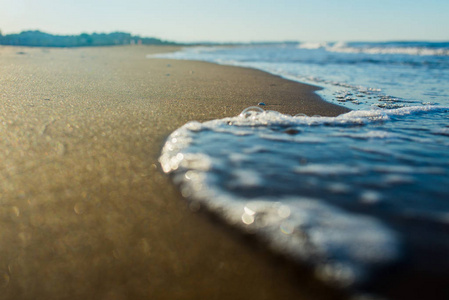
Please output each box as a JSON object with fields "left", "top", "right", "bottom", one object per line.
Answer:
{"left": 0, "top": 30, "right": 180, "bottom": 47}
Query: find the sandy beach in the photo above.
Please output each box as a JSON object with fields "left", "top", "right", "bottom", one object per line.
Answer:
{"left": 0, "top": 45, "right": 350, "bottom": 299}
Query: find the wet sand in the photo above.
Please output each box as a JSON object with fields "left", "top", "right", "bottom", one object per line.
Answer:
{"left": 0, "top": 45, "right": 349, "bottom": 299}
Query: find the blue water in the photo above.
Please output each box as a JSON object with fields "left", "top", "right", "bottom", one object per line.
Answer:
{"left": 153, "top": 41, "right": 449, "bottom": 110}
{"left": 153, "top": 42, "right": 449, "bottom": 290}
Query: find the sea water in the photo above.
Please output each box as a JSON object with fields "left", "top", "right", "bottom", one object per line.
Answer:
{"left": 152, "top": 42, "right": 449, "bottom": 289}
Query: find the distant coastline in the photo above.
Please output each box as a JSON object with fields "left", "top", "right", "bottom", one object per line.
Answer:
{"left": 0, "top": 30, "right": 181, "bottom": 47}
{"left": 0, "top": 30, "right": 305, "bottom": 48}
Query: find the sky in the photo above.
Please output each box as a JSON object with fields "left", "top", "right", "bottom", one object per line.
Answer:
{"left": 1, "top": 0, "right": 448, "bottom": 42}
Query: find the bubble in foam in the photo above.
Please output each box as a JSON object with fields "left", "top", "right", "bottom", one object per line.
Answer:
{"left": 240, "top": 106, "right": 265, "bottom": 118}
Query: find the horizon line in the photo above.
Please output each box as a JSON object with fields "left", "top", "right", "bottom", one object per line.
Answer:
{"left": 1, "top": 29, "right": 449, "bottom": 44}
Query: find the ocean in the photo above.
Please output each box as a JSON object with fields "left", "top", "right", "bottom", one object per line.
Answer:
{"left": 152, "top": 42, "right": 449, "bottom": 292}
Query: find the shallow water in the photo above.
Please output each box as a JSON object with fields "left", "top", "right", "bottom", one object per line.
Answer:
{"left": 154, "top": 42, "right": 449, "bottom": 289}
{"left": 152, "top": 41, "right": 449, "bottom": 110}
{"left": 159, "top": 105, "right": 449, "bottom": 287}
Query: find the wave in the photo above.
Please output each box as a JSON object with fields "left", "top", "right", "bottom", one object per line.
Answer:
{"left": 298, "top": 41, "right": 449, "bottom": 56}
{"left": 232, "top": 105, "right": 449, "bottom": 127}
{"left": 297, "top": 41, "right": 330, "bottom": 49}
{"left": 160, "top": 105, "right": 449, "bottom": 289}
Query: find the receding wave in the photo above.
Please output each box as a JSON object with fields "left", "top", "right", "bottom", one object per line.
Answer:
{"left": 160, "top": 105, "right": 449, "bottom": 289}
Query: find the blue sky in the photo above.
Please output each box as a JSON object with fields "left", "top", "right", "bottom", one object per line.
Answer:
{"left": 1, "top": 0, "right": 448, "bottom": 42}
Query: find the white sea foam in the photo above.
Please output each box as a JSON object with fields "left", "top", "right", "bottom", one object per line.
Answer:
{"left": 159, "top": 107, "right": 449, "bottom": 287}
{"left": 327, "top": 44, "right": 449, "bottom": 56}
{"left": 162, "top": 158, "right": 399, "bottom": 288}
{"left": 228, "top": 105, "right": 449, "bottom": 129}
{"left": 297, "top": 41, "right": 330, "bottom": 49}
{"left": 296, "top": 41, "right": 449, "bottom": 56}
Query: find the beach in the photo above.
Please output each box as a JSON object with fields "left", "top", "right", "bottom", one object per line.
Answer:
{"left": 0, "top": 45, "right": 349, "bottom": 300}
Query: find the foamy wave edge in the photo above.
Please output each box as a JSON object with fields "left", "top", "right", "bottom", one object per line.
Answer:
{"left": 298, "top": 42, "right": 449, "bottom": 56}
{"left": 156, "top": 106, "right": 449, "bottom": 288}
{"left": 229, "top": 105, "right": 449, "bottom": 128}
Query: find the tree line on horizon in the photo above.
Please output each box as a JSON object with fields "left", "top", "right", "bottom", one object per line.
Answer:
{"left": 0, "top": 30, "right": 180, "bottom": 47}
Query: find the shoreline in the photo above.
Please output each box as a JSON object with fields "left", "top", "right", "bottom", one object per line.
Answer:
{"left": 1, "top": 45, "right": 348, "bottom": 299}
